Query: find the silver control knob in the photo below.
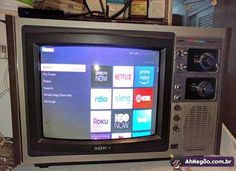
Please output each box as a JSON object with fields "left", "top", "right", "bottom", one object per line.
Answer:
{"left": 191, "top": 81, "right": 215, "bottom": 98}
{"left": 177, "top": 64, "right": 187, "bottom": 71}
{"left": 177, "top": 49, "right": 188, "bottom": 57}
{"left": 175, "top": 84, "right": 182, "bottom": 90}
{"left": 174, "top": 95, "right": 182, "bottom": 101}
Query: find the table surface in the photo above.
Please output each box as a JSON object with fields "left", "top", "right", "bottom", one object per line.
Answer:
{"left": 14, "top": 124, "right": 236, "bottom": 171}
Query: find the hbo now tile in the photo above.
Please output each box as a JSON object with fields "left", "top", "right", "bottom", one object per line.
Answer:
{"left": 111, "top": 110, "right": 132, "bottom": 132}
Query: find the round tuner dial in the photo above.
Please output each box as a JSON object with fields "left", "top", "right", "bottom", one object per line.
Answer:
{"left": 199, "top": 52, "right": 217, "bottom": 71}
{"left": 196, "top": 81, "right": 215, "bottom": 98}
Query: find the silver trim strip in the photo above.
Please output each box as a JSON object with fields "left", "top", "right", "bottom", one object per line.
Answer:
{"left": 15, "top": 18, "right": 225, "bottom": 38}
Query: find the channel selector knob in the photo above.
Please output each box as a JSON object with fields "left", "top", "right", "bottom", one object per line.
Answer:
{"left": 191, "top": 81, "right": 215, "bottom": 98}
{"left": 199, "top": 52, "right": 218, "bottom": 71}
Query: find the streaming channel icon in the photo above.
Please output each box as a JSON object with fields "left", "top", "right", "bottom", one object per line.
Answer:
{"left": 91, "top": 65, "right": 113, "bottom": 87}
{"left": 134, "top": 66, "right": 154, "bottom": 87}
{"left": 111, "top": 132, "right": 131, "bottom": 139}
{"left": 112, "top": 89, "right": 133, "bottom": 109}
{"left": 133, "top": 88, "right": 153, "bottom": 108}
{"left": 91, "top": 133, "right": 111, "bottom": 140}
{"left": 132, "top": 131, "right": 151, "bottom": 138}
{"left": 90, "top": 111, "right": 111, "bottom": 133}
{"left": 132, "top": 110, "right": 152, "bottom": 131}
{"left": 112, "top": 110, "right": 132, "bottom": 132}
{"left": 113, "top": 66, "right": 134, "bottom": 87}
{"left": 91, "top": 89, "right": 111, "bottom": 109}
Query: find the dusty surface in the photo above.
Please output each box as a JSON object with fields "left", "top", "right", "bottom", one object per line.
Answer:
{"left": 0, "top": 138, "right": 14, "bottom": 171}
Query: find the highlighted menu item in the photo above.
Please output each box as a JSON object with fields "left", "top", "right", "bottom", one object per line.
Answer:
{"left": 41, "top": 63, "right": 86, "bottom": 72}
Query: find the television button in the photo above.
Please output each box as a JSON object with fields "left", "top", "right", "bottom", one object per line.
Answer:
{"left": 170, "top": 144, "right": 179, "bottom": 149}
{"left": 174, "top": 105, "right": 182, "bottom": 111}
{"left": 175, "top": 84, "right": 182, "bottom": 90}
{"left": 173, "top": 125, "right": 181, "bottom": 132}
{"left": 174, "top": 95, "right": 182, "bottom": 101}
{"left": 177, "top": 64, "right": 187, "bottom": 71}
{"left": 173, "top": 115, "right": 180, "bottom": 122}
{"left": 176, "top": 49, "right": 187, "bottom": 57}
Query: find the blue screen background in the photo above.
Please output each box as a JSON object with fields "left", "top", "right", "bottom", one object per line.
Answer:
{"left": 40, "top": 46, "right": 160, "bottom": 140}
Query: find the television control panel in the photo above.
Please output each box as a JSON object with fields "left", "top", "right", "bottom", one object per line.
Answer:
{"left": 169, "top": 37, "right": 224, "bottom": 153}
{"left": 173, "top": 37, "right": 223, "bottom": 101}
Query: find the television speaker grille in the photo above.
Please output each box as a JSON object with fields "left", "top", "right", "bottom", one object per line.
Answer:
{"left": 183, "top": 105, "right": 215, "bottom": 150}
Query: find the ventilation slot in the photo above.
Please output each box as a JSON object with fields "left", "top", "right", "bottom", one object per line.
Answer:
{"left": 183, "top": 105, "right": 212, "bottom": 150}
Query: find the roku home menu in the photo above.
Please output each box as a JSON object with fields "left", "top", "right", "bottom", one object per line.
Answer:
{"left": 40, "top": 46, "right": 160, "bottom": 140}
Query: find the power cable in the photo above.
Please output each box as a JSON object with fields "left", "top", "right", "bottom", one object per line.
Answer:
{"left": 109, "top": 0, "right": 133, "bottom": 19}
{"left": 99, "top": 0, "right": 107, "bottom": 18}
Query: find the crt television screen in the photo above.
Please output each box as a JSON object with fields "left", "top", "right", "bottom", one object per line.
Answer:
{"left": 40, "top": 45, "right": 160, "bottom": 140}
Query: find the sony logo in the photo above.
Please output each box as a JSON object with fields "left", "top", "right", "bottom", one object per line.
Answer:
{"left": 93, "top": 146, "right": 112, "bottom": 151}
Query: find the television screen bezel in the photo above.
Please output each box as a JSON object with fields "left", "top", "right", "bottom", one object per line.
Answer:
{"left": 22, "top": 26, "right": 175, "bottom": 156}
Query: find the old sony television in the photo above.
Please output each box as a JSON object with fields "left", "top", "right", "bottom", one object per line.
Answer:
{"left": 6, "top": 16, "right": 229, "bottom": 167}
